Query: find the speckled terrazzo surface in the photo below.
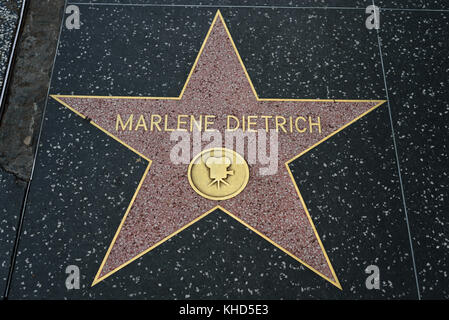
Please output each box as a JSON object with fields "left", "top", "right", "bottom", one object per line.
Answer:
{"left": 0, "top": 0, "right": 22, "bottom": 90}
{"left": 1, "top": 1, "right": 448, "bottom": 300}
{"left": 379, "top": 10, "right": 449, "bottom": 299}
{"left": 0, "top": 169, "right": 25, "bottom": 298}
{"left": 61, "top": 0, "right": 449, "bottom": 10}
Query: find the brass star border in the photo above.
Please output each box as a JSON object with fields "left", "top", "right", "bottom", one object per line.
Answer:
{"left": 51, "top": 10, "right": 386, "bottom": 290}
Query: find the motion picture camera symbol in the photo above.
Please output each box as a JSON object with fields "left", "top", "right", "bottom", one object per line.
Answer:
{"left": 205, "top": 156, "right": 234, "bottom": 189}
{"left": 188, "top": 148, "right": 249, "bottom": 201}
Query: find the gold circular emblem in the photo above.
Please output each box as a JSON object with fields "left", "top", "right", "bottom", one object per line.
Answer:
{"left": 188, "top": 148, "right": 249, "bottom": 201}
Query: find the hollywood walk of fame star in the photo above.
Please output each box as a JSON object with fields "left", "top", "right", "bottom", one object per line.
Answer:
{"left": 52, "top": 11, "right": 385, "bottom": 289}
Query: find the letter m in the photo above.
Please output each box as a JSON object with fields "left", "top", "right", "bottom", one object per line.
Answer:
{"left": 116, "top": 114, "right": 133, "bottom": 131}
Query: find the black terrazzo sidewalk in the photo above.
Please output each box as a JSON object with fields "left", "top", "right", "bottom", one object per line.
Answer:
{"left": 0, "top": 1, "right": 447, "bottom": 299}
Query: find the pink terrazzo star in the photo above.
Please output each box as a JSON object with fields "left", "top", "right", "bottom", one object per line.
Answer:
{"left": 53, "top": 11, "right": 384, "bottom": 289}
